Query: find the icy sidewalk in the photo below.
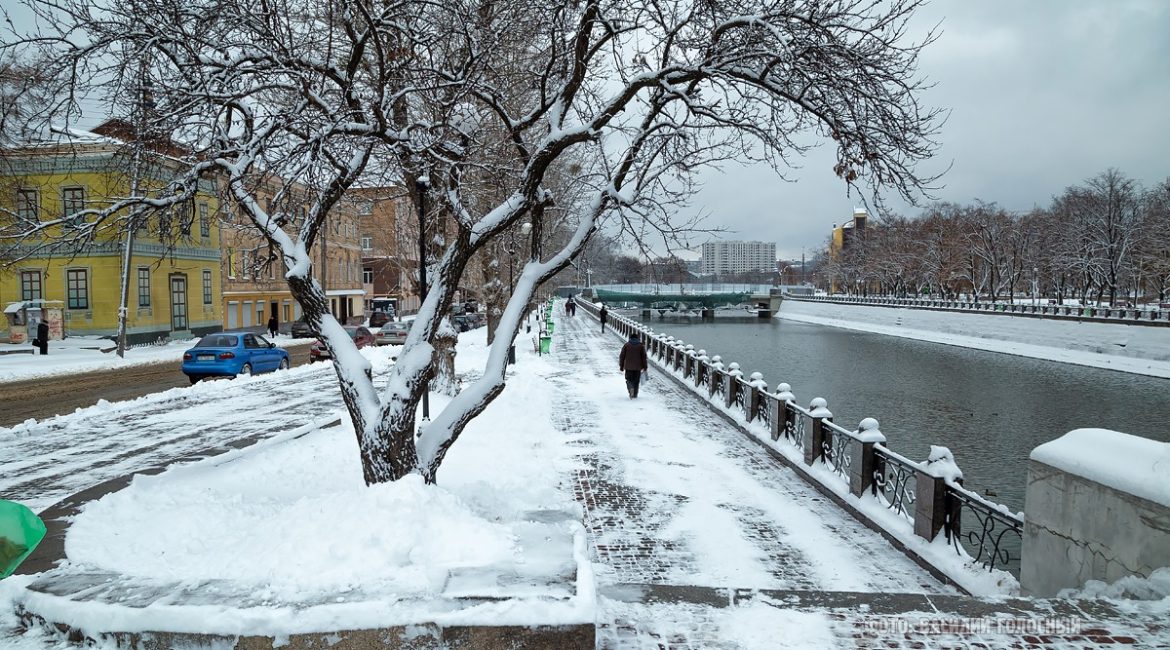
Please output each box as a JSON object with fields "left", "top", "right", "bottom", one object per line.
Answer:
{"left": 549, "top": 313, "right": 1170, "bottom": 649}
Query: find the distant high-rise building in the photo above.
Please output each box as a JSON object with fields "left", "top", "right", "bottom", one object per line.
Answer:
{"left": 700, "top": 240, "right": 777, "bottom": 275}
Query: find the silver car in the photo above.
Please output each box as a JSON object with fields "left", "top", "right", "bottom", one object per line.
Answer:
{"left": 377, "top": 322, "right": 409, "bottom": 346}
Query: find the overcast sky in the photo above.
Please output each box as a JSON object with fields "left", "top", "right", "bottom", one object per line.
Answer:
{"left": 8, "top": 1, "right": 1169, "bottom": 263}
{"left": 682, "top": 0, "right": 1170, "bottom": 261}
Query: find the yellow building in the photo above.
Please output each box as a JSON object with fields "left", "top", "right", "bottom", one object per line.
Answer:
{"left": 0, "top": 125, "right": 223, "bottom": 343}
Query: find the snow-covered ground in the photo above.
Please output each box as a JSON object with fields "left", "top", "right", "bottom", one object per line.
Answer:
{"left": 777, "top": 299, "right": 1170, "bottom": 379}
{"left": 0, "top": 333, "right": 315, "bottom": 384}
{"left": 3, "top": 306, "right": 1169, "bottom": 649}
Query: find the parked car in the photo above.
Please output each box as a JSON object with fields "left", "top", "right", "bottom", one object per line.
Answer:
{"left": 290, "top": 318, "right": 317, "bottom": 339}
{"left": 376, "top": 322, "right": 409, "bottom": 346}
{"left": 310, "top": 326, "right": 376, "bottom": 361}
{"left": 451, "top": 315, "right": 471, "bottom": 332}
{"left": 368, "top": 311, "right": 393, "bottom": 328}
{"left": 182, "top": 331, "right": 290, "bottom": 384}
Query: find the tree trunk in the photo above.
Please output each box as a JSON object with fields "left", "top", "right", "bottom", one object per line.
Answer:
{"left": 432, "top": 317, "right": 460, "bottom": 397}
{"left": 483, "top": 247, "right": 505, "bottom": 345}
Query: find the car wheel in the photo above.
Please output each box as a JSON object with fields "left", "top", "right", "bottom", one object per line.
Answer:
{"left": 238, "top": 363, "right": 252, "bottom": 377}
{"left": 188, "top": 375, "right": 201, "bottom": 385}
{"left": 279, "top": 358, "right": 290, "bottom": 371}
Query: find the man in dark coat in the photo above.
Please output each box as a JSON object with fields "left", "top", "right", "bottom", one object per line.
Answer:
{"left": 599, "top": 304, "right": 608, "bottom": 333}
{"left": 267, "top": 315, "right": 279, "bottom": 338}
{"left": 618, "top": 332, "right": 648, "bottom": 398}
{"left": 33, "top": 321, "right": 49, "bottom": 355}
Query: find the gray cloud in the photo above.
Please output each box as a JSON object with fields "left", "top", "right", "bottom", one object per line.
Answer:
{"left": 685, "top": 0, "right": 1170, "bottom": 260}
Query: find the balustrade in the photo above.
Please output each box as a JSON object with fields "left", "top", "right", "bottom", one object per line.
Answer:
{"left": 576, "top": 297, "right": 1026, "bottom": 578}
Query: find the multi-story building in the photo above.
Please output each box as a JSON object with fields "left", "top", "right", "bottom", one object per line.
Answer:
{"left": 828, "top": 208, "right": 869, "bottom": 293}
{"left": 0, "top": 123, "right": 223, "bottom": 343}
{"left": 700, "top": 240, "right": 777, "bottom": 276}
{"left": 830, "top": 208, "right": 868, "bottom": 256}
{"left": 220, "top": 183, "right": 366, "bottom": 331}
{"left": 353, "top": 186, "right": 415, "bottom": 315}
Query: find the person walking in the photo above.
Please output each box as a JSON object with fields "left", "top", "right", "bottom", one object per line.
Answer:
{"left": 267, "top": 314, "right": 279, "bottom": 338}
{"left": 33, "top": 321, "right": 49, "bottom": 355}
{"left": 619, "top": 332, "right": 648, "bottom": 399}
{"left": 599, "top": 304, "right": 608, "bottom": 333}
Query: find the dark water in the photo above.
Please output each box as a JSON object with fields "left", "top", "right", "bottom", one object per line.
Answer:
{"left": 632, "top": 313, "right": 1170, "bottom": 511}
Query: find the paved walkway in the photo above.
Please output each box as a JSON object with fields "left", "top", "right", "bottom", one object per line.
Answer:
{"left": 550, "top": 311, "right": 1170, "bottom": 649}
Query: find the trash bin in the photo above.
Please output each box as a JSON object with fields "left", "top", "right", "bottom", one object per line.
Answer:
{"left": 0, "top": 499, "right": 46, "bottom": 578}
{"left": 1083, "top": 307, "right": 1094, "bottom": 317}
{"left": 508, "top": 344, "right": 516, "bottom": 365}
{"left": 546, "top": 320, "right": 555, "bottom": 334}
{"left": 539, "top": 335, "right": 552, "bottom": 354}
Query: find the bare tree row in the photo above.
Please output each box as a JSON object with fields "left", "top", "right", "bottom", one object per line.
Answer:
{"left": 820, "top": 169, "right": 1170, "bottom": 305}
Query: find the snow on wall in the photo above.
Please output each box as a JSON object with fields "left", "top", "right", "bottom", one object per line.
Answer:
{"left": 1030, "top": 428, "right": 1170, "bottom": 508}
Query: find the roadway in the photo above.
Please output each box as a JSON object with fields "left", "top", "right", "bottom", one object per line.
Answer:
{"left": 0, "top": 342, "right": 314, "bottom": 428}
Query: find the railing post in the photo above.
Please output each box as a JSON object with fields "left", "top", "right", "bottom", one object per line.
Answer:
{"left": 725, "top": 362, "right": 742, "bottom": 409}
{"left": 709, "top": 356, "right": 723, "bottom": 397}
{"left": 771, "top": 383, "right": 794, "bottom": 441}
{"left": 848, "top": 418, "right": 885, "bottom": 497}
{"left": 804, "top": 397, "right": 832, "bottom": 465}
{"left": 913, "top": 447, "right": 963, "bottom": 541}
{"left": 746, "top": 372, "right": 766, "bottom": 424}
{"left": 695, "top": 350, "right": 708, "bottom": 388}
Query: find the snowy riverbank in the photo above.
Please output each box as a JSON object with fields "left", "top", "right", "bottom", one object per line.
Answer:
{"left": 776, "top": 299, "right": 1170, "bottom": 379}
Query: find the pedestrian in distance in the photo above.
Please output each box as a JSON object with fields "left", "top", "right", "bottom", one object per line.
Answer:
{"left": 619, "top": 332, "right": 648, "bottom": 399}
{"left": 33, "top": 321, "right": 49, "bottom": 355}
{"left": 267, "top": 315, "right": 279, "bottom": 338}
{"left": 599, "top": 304, "right": 608, "bottom": 333}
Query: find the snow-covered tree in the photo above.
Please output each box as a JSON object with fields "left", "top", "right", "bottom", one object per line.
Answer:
{"left": 5, "top": 0, "right": 941, "bottom": 484}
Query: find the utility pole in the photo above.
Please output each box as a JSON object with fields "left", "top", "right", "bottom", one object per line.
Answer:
{"left": 801, "top": 248, "right": 806, "bottom": 285}
{"left": 116, "top": 66, "right": 153, "bottom": 358}
{"left": 415, "top": 177, "right": 429, "bottom": 421}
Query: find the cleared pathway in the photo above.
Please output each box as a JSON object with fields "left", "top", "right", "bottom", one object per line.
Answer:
{"left": 550, "top": 309, "right": 1168, "bottom": 649}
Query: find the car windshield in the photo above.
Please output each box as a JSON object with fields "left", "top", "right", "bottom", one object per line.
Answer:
{"left": 194, "top": 334, "right": 238, "bottom": 348}
{"left": 383, "top": 324, "right": 407, "bottom": 333}
{"left": 344, "top": 327, "right": 362, "bottom": 338}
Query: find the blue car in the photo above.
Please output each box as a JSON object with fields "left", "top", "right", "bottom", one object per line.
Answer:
{"left": 182, "top": 331, "right": 290, "bottom": 384}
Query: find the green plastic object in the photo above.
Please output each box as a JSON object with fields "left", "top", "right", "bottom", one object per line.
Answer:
{"left": 0, "top": 500, "right": 46, "bottom": 578}
{"left": 546, "top": 321, "right": 554, "bottom": 333}
{"left": 539, "top": 335, "right": 552, "bottom": 354}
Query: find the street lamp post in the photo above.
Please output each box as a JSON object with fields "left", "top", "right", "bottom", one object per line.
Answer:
{"left": 506, "top": 222, "right": 532, "bottom": 364}
{"left": 1032, "top": 267, "right": 1039, "bottom": 306}
{"left": 415, "top": 177, "right": 429, "bottom": 421}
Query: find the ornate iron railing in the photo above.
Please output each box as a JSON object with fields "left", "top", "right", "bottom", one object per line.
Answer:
{"left": 872, "top": 445, "right": 918, "bottom": 518}
{"left": 732, "top": 377, "right": 748, "bottom": 412}
{"left": 577, "top": 297, "right": 1027, "bottom": 579}
{"left": 710, "top": 370, "right": 725, "bottom": 399}
{"left": 947, "top": 485, "right": 1024, "bottom": 573}
{"left": 782, "top": 402, "right": 806, "bottom": 447}
{"left": 821, "top": 420, "right": 855, "bottom": 481}
{"left": 754, "top": 391, "right": 770, "bottom": 426}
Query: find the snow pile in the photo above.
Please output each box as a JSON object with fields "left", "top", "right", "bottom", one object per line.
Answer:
{"left": 66, "top": 459, "right": 518, "bottom": 597}
{"left": 4, "top": 329, "right": 592, "bottom": 637}
{"left": 1031, "top": 428, "right": 1170, "bottom": 507}
{"left": 1059, "top": 567, "right": 1170, "bottom": 601}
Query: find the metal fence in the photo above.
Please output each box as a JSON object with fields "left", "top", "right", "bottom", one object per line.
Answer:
{"left": 795, "top": 294, "right": 1170, "bottom": 325}
{"left": 576, "top": 297, "right": 1025, "bottom": 579}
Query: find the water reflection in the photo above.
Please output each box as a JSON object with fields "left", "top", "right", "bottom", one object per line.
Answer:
{"left": 631, "top": 312, "right": 1170, "bottom": 510}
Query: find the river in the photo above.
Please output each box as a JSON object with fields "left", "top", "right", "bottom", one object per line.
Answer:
{"left": 630, "top": 312, "right": 1170, "bottom": 511}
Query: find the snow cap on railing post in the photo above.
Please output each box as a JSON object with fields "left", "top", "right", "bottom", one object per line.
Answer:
{"left": 710, "top": 355, "right": 724, "bottom": 371}
{"left": 855, "top": 417, "right": 885, "bottom": 444}
{"left": 805, "top": 397, "right": 832, "bottom": 466}
{"left": 774, "top": 382, "right": 794, "bottom": 403}
{"left": 913, "top": 445, "right": 964, "bottom": 543}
